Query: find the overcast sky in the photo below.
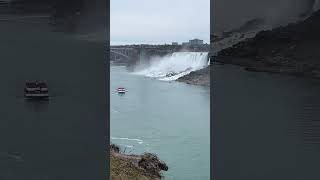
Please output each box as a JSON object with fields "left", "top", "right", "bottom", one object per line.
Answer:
{"left": 111, "top": 0, "right": 210, "bottom": 45}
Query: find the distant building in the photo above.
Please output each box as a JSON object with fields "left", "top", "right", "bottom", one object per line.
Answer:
{"left": 182, "top": 42, "right": 189, "bottom": 46}
{"left": 189, "top": 39, "right": 204, "bottom": 46}
{"left": 172, "top": 42, "right": 178, "bottom": 45}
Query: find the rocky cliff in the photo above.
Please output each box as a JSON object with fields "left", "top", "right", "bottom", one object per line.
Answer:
{"left": 110, "top": 144, "right": 168, "bottom": 180}
{"left": 215, "top": 9, "right": 320, "bottom": 79}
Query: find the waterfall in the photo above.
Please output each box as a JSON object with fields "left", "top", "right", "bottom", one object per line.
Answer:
{"left": 134, "top": 52, "right": 209, "bottom": 81}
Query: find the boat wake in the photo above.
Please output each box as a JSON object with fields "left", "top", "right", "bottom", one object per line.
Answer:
{"left": 134, "top": 52, "right": 209, "bottom": 81}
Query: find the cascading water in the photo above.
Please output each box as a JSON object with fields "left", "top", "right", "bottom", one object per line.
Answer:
{"left": 134, "top": 52, "right": 209, "bottom": 81}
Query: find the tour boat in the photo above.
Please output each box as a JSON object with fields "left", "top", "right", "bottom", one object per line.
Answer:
{"left": 117, "top": 87, "right": 126, "bottom": 94}
{"left": 24, "top": 81, "right": 49, "bottom": 99}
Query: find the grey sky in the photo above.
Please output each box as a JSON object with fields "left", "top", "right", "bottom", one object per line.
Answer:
{"left": 111, "top": 0, "right": 210, "bottom": 45}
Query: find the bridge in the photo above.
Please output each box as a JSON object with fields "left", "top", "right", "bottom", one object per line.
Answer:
{"left": 110, "top": 47, "right": 136, "bottom": 59}
{"left": 110, "top": 45, "right": 174, "bottom": 60}
{"left": 110, "top": 44, "right": 210, "bottom": 64}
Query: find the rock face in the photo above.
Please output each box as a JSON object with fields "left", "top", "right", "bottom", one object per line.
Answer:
{"left": 110, "top": 144, "right": 168, "bottom": 180}
{"left": 138, "top": 153, "right": 168, "bottom": 173}
{"left": 228, "top": 18, "right": 265, "bottom": 34}
{"left": 215, "top": 10, "right": 320, "bottom": 79}
{"left": 177, "top": 66, "right": 210, "bottom": 86}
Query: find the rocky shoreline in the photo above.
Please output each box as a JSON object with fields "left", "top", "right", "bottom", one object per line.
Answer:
{"left": 177, "top": 66, "right": 210, "bottom": 87}
{"left": 214, "top": 55, "right": 320, "bottom": 79}
{"left": 110, "top": 144, "right": 168, "bottom": 180}
{"left": 215, "top": 10, "right": 320, "bottom": 80}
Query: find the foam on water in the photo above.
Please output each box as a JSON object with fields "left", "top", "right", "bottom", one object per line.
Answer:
{"left": 134, "top": 52, "right": 209, "bottom": 81}
{"left": 111, "top": 137, "right": 144, "bottom": 144}
{"left": 111, "top": 137, "right": 148, "bottom": 153}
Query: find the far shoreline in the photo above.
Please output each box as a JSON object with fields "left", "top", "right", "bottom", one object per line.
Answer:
{"left": 214, "top": 55, "right": 320, "bottom": 81}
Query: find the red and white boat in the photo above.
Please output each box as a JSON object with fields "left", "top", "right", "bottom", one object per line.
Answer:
{"left": 117, "top": 87, "right": 126, "bottom": 94}
{"left": 24, "top": 81, "right": 49, "bottom": 99}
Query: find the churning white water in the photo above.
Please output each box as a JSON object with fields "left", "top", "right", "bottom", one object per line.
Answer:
{"left": 134, "top": 52, "right": 209, "bottom": 81}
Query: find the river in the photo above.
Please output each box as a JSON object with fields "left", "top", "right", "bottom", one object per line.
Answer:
{"left": 110, "top": 62, "right": 210, "bottom": 179}
{"left": 213, "top": 63, "right": 320, "bottom": 180}
{"left": 0, "top": 17, "right": 107, "bottom": 180}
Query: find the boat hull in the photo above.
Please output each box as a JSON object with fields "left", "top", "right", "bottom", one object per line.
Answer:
{"left": 25, "top": 93, "right": 49, "bottom": 100}
{"left": 117, "top": 88, "right": 126, "bottom": 94}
